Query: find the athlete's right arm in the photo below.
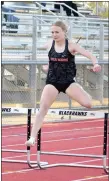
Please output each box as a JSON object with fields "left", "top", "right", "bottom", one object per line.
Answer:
{"left": 39, "top": 43, "right": 49, "bottom": 50}
{"left": 39, "top": 40, "right": 52, "bottom": 51}
{"left": 41, "top": 40, "right": 52, "bottom": 73}
{"left": 42, "top": 65, "right": 49, "bottom": 74}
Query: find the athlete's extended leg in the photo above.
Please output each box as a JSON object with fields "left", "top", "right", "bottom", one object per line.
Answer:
{"left": 25, "top": 84, "right": 59, "bottom": 146}
{"left": 66, "top": 83, "right": 92, "bottom": 108}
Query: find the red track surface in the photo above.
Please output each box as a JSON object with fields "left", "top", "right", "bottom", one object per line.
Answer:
{"left": 2, "top": 119, "right": 109, "bottom": 181}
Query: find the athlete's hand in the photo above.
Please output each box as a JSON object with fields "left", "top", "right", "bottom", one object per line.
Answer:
{"left": 92, "top": 64, "right": 101, "bottom": 72}
{"left": 42, "top": 65, "right": 49, "bottom": 73}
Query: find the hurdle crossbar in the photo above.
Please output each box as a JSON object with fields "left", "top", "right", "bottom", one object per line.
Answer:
{"left": 26, "top": 109, "right": 109, "bottom": 174}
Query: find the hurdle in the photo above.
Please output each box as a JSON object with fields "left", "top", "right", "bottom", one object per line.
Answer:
{"left": 27, "top": 109, "right": 109, "bottom": 174}
{"left": 2, "top": 108, "right": 48, "bottom": 167}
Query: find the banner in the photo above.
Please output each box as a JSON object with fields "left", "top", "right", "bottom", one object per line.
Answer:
{"left": 2, "top": 107, "right": 106, "bottom": 118}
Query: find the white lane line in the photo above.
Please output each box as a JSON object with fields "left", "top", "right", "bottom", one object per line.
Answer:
{"left": 41, "top": 135, "right": 103, "bottom": 143}
{"left": 2, "top": 143, "right": 109, "bottom": 176}
{"left": 2, "top": 144, "right": 108, "bottom": 159}
{"left": 2, "top": 126, "right": 103, "bottom": 138}
{"left": 2, "top": 156, "right": 108, "bottom": 175}
{"left": 72, "top": 175, "right": 108, "bottom": 181}
{"left": 2, "top": 125, "right": 26, "bottom": 130}
{"left": 2, "top": 167, "right": 39, "bottom": 175}
{"left": 2, "top": 134, "right": 103, "bottom": 148}
{"left": 2, "top": 119, "right": 103, "bottom": 130}
{"left": 54, "top": 144, "right": 108, "bottom": 153}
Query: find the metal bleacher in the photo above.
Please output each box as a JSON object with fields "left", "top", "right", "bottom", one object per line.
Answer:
{"left": 2, "top": 2, "right": 108, "bottom": 108}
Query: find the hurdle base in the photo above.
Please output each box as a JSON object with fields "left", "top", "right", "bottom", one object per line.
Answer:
{"left": 2, "top": 149, "right": 27, "bottom": 153}
{"left": 2, "top": 158, "right": 48, "bottom": 166}
{"left": 104, "top": 168, "right": 109, "bottom": 175}
{"left": 37, "top": 162, "right": 109, "bottom": 170}
{"left": 37, "top": 151, "right": 109, "bottom": 173}
{"left": 41, "top": 151, "right": 104, "bottom": 158}
{"left": 27, "top": 161, "right": 48, "bottom": 168}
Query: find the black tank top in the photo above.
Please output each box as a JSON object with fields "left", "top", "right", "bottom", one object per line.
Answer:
{"left": 46, "top": 39, "right": 76, "bottom": 84}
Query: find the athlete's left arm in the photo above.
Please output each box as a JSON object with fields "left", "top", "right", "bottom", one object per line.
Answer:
{"left": 70, "top": 43, "right": 101, "bottom": 72}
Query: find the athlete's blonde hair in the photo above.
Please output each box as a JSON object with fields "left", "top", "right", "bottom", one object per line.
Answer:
{"left": 52, "top": 20, "right": 68, "bottom": 33}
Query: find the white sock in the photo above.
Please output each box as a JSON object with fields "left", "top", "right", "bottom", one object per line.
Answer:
{"left": 29, "top": 137, "right": 35, "bottom": 143}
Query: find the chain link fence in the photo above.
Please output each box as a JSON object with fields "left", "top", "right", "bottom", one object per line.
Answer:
{"left": 2, "top": 64, "right": 108, "bottom": 108}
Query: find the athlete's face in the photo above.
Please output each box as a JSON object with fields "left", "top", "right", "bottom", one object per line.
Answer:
{"left": 51, "top": 26, "right": 65, "bottom": 41}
